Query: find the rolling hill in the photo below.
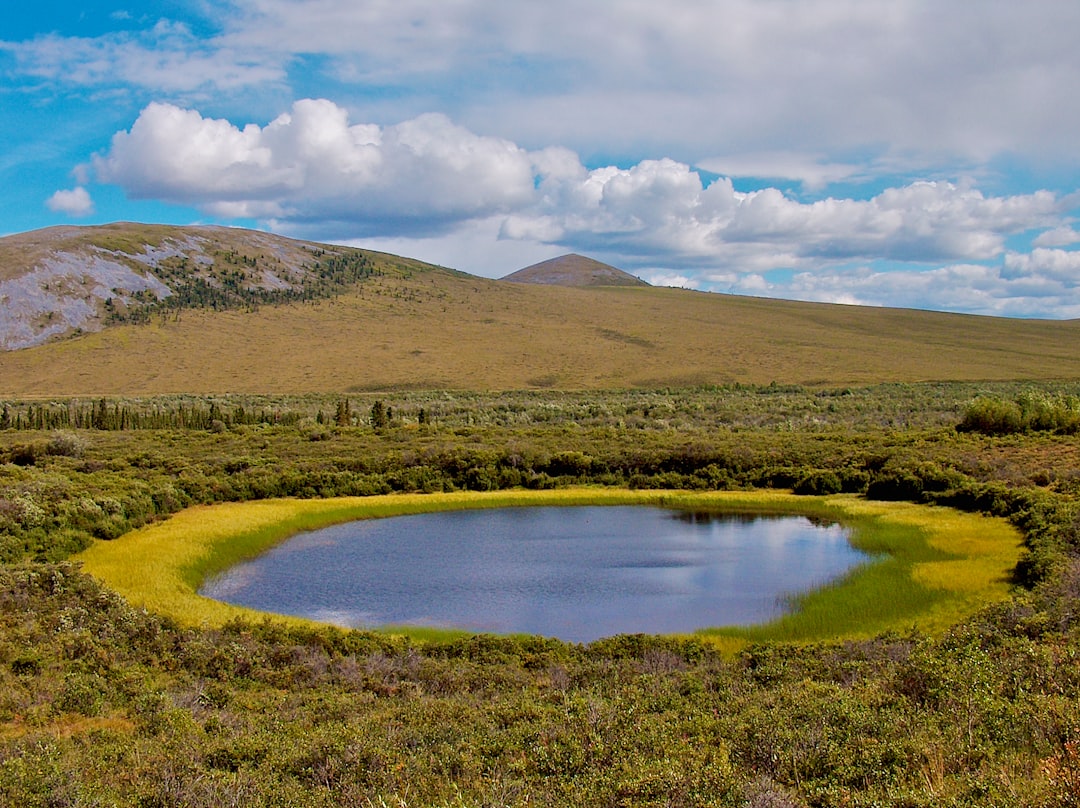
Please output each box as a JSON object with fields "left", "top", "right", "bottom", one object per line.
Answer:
{"left": 502, "top": 254, "right": 649, "bottom": 287}
{"left": 0, "top": 222, "right": 443, "bottom": 351}
{"left": 1, "top": 222, "right": 1079, "bottom": 395}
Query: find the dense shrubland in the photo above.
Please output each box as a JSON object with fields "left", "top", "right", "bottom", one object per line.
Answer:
{"left": 959, "top": 390, "right": 1080, "bottom": 436}
{"left": 1, "top": 382, "right": 1080, "bottom": 805}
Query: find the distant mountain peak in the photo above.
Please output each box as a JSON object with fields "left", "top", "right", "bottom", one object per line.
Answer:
{"left": 502, "top": 254, "right": 649, "bottom": 288}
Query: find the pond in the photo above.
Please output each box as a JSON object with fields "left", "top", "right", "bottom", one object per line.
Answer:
{"left": 201, "top": 505, "right": 868, "bottom": 643}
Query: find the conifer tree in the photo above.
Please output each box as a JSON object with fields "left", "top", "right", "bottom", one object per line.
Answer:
{"left": 370, "top": 400, "right": 388, "bottom": 430}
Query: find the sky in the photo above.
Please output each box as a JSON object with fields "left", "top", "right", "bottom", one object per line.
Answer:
{"left": 3, "top": 1, "right": 1080, "bottom": 318}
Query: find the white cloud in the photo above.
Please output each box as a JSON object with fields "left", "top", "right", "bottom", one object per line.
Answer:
{"left": 639, "top": 271, "right": 699, "bottom": 290}
{"left": 95, "top": 101, "right": 536, "bottom": 234}
{"left": 95, "top": 101, "right": 1067, "bottom": 273}
{"left": 696, "top": 152, "right": 864, "bottom": 192}
{"left": 1033, "top": 226, "right": 1080, "bottom": 248}
{"left": 531, "top": 169, "right": 1061, "bottom": 271}
{"left": 718, "top": 257, "right": 1080, "bottom": 319}
{"left": 5, "top": 20, "right": 284, "bottom": 93}
{"left": 45, "top": 186, "right": 94, "bottom": 217}
{"left": 1003, "top": 248, "right": 1080, "bottom": 284}
{"left": 10, "top": 1, "right": 1080, "bottom": 171}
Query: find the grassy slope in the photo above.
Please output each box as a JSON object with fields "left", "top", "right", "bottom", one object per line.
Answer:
{"left": 2, "top": 267, "right": 1079, "bottom": 395}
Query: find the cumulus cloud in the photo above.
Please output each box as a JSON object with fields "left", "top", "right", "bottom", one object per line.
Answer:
{"left": 717, "top": 255, "right": 1080, "bottom": 319}
{"left": 639, "top": 271, "right": 700, "bottom": 290}
{"left": 46, "top": 186, "right": 94, "bottom": 217}
{"left": 96, "top": 101, "right": 1067, "bottom": 270}
{"left": 1003, "top": 248, "right": 1080, "bottom": 284}
{"left": 95, "top": 101, "right": 536, "bottom": 234}
{"left": 529, "top": 166, "right": 1060, "bottom": 271}
{"left": 1033, "top": 226, "right": 1080, "bottom": 248}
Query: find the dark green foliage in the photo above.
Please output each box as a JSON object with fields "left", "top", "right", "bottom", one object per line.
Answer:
{"left": 866, "top": 469, "right": 925, "bottom": 501}
{"left": 793, "top": 469, "right": 843, "bottom": 495}
{"left": 106, "top": 250, "right": 379, "bottom": 325}
{"left": 370, "top": 399, "right": 388, "bottom": 430}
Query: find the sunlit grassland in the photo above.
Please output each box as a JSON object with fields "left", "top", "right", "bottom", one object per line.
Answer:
{"left": 77, "top": 489, "right": 1023, "bottom": 646}
{"left": 4, "top": 268, "right": 1080, "bottom": 396}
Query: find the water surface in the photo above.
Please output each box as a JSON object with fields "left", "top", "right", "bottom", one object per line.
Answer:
{"left": 201, "top": 506, "right": 866, "bottom": 642}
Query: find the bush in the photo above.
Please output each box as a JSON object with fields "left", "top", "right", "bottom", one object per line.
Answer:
{"left": 958, "top": 397, "right": 1023, "bottom": 435}
{"left": 1018, "top": 391, "right": 1080, "bottom": 433}
{"left": 46, "top": 431, "right": 88, "bottom": 458}
{"left": 959, "top": 392, "right": 1080, "bottom": 435}
{"left": 793, "top": 470, "right": 843, "bottom": 496}
{"left": 866, "top": 470, "right": 924, "bottom": 501}
{"left": 7, "top": 441, "right": 47, "bottom": 466}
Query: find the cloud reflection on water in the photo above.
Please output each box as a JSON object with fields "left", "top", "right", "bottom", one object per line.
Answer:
{"left": 200, "top": 506, "right": 865, "bottom": 643}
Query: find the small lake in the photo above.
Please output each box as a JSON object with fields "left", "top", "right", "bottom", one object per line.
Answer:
{"left": 201, "top": 506, "right": 867, "bottom": 643}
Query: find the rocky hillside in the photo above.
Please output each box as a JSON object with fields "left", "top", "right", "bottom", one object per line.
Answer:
{"left": 0, "top": 223, "right": 424, "bottom": 350}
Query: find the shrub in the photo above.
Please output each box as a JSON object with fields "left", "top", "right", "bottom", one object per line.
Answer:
{"left": 837, "top": 467, "right": 870, "bottom": 493}
{"left": 866, "top": 470, "right": 924, "bottom": 501}
{"left": 958, "top": 397, "right": 1023, "bottom": 435}
{"left": 959, "top": 392, "right": 1080, "bottom": 435}
{"left": 1018, "top": 391, "right": 1080, "bottom": 433}
{"left": 46, "top": 431, "right": 88, "bottom": 458}
{"left": 793, "top": 470, "right": 843, "bottom": 496}
{"left": 56, "top": 671, "right": 107, "bottom": 716}
{"left": 7, "top": 441, "right": 47, "bottom": 466}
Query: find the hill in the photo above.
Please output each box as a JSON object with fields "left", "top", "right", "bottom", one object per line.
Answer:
{"left": 502, "top": 254, "right": 649, "bottom": 287}
{"left": 1, "top": 223, "right": 1079, "bottom": 395}
{"left": 0, "top": 222, "right": 440, "bottom": 351}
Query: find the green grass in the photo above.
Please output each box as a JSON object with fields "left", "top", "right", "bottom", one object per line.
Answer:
{"left": 76, "top": 489, "right": 1023, "bottom": 645}
{"left": 706, "top": 497, "right": 1023, "bottom": 645}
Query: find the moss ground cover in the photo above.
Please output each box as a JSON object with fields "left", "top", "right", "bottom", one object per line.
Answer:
{"left": 77, "top": 489, "right": 1023, "bottom": 645}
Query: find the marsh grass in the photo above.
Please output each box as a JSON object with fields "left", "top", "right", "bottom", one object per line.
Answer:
{"left": 76, "top": 489, "right": 1023, "bottom": 644}
{"left": 713, "top": 499, "right": 1024, "bottom": 644}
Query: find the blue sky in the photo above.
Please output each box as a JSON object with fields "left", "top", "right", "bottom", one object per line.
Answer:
{"left": 3, "top": 1, "right": 1080, "bottom": 318}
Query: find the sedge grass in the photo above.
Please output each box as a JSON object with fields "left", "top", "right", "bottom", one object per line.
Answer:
{"left": 708, "top": 497, "right": 1023, "bottom": 645}
{"left": 76, "top": 489, "right": 1023, "bottom": 644}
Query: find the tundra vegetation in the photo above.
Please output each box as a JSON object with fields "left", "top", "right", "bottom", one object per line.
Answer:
{"left": 1, "top": 382, "right": 1080, "bottom": 806}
